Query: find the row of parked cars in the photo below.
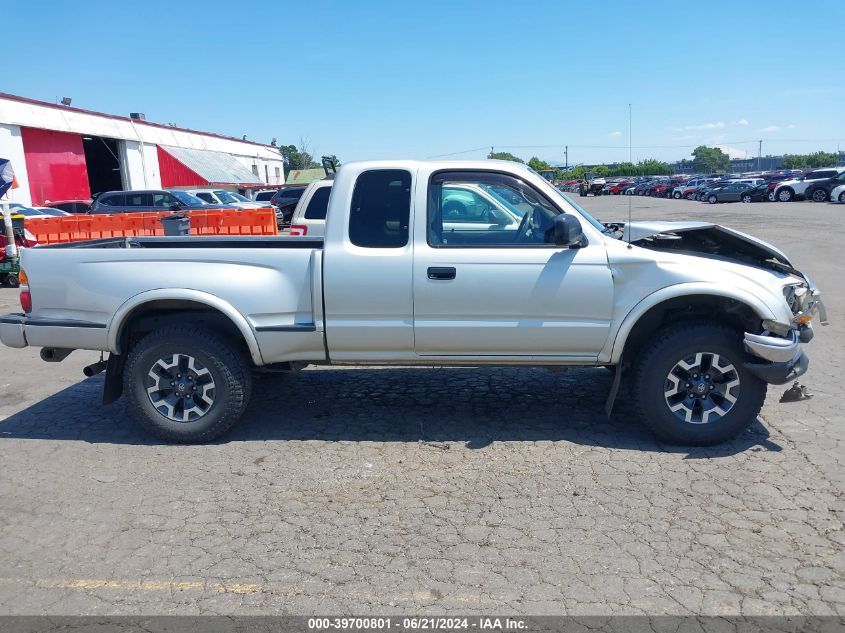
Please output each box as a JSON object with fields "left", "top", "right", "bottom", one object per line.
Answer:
{"left": 8, "top": 185, "right": 318, "bottom": 229}
{"left": 559, "top": 167, "right": 845, "bottom": 205}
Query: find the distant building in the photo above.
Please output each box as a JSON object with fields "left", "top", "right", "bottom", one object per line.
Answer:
{"left": 0, "top": 92, "right": 285, "bottom": 206}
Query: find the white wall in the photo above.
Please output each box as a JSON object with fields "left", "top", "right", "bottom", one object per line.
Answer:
{"left": 0, "top": 123, "right": 32, "bottom": 205}
{"left": 120, "top": 140, "right": 161, "bottom": 190}
{"left": 0, "top": 95, "right": 285, "bottom": 186}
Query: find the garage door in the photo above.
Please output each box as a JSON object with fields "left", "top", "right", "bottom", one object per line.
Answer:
{"left": 21, "top": 127, "right": 91, "bottom": 205}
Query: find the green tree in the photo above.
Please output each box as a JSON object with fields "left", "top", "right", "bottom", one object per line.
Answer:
{"left": 592, "top": 165, "right": 610, "bottom": 177}
{"left": 781, "top": 154, "right": 808, "bottom": 169}
{"left": 527, "top": 156, "right": 552, "bottom": 172}
{"left": 637, "top": 158, "right": 673, "bottom": 176}
{"left": 807, "top": 151, "right": 837, "bottom": 168}
{"left": 279, "top": 139, "right": 320, "bottom": 174}
{"left": 691, "top": 146, "right": 730, "bottom": 173}
{"left": 488, "top": 151, "right": 524, "bottom": 163}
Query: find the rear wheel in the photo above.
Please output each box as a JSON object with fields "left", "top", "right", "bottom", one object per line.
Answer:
{"left": 124, "top": 326, "right": 252, "bottom": 443}
{"left": 811, "top": 189, "right": 827, "bottom": 202}
{"left": 778, "top": 188, "right": 794, "bottom": 202}
{"left": 708, "top": 194, "right": 718, "bottom": 204}
{"left": 839, "top": 192, "right": 845, "bottom": 203}
{"left": 741, "top": 194, "right": 752, "bottom": 203}
{"left": 4, "top": 274, "right": 19, "bottom": 288}
{"left": 768, "top": 191, "right": 776, "bottom": 202}
{"left": 631, "top": 322, "right": 766, "bottom": 445}
{"left": 673, "top": 191, "right": 682, "bottom": 199}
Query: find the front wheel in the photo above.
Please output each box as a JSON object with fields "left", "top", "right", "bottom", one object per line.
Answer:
{"left": 3, "top": 274, "right": 19, "bottom": 288}
{"left": 811, "top": 189, "right": 827, "bottom": 203}
{"left": 778, "top": 188, "right": 794, "bottom": 202}
{"left": 839, "top": 192, "right": 845, "bottom": 203}
{"left": 768, "top": 191, "right": 776, "bottom": 202}
{"left": 123, "top": 326, "right": 252, "bottom": 443}
{"left": 708, "top": 195, "right": 717, "bottom": 204}
{"left": 673, "top": 191, "right": 682, "bottom": 199}
{"left": 741, "top": 194, "right": 752, "bottom": 203}
{"left": 631, "top": 322, "right": 766, "bottom": 445}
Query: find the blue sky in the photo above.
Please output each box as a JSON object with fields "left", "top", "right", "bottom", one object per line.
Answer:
{"left": 7, "top": 0, "right": 844, "bottom": 166}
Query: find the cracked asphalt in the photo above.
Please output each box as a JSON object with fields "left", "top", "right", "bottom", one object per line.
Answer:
{"left": 0, "top": 196, "right": 842, "bottom": 616}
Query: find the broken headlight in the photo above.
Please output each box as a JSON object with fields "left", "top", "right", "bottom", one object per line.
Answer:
{"left": 783, "top": 283, "right": 809, "bottom": 316}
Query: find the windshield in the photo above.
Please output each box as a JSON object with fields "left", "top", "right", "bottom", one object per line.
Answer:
{"left": 212, "top": 190, "right": 239, "bottom": 203}
{"left": 169, "top": 190, "right": 206, "bottom": 205}
{"left": 227, "top": 192, "right": 251, "bottom": 202}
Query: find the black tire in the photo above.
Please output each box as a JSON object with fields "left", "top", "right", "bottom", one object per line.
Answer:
{"left": 708, "top": 194, "right": 718, "bottom": 204}
{"left": 811, "top": 189, "right": 827, "bottom": 203}
{"left": 768, "top": 191, "right": 776, "bottom": 202}
{"left": 777, "top": 188, "right": 793, "bottom": 202}
{"left": 123, "top": 325, "right": 252, "bottom": 443}
{"left": 839, "top": 192, "right": 845, "bottom": 204}
{"left": 673, "top": 191, "right": 682, "bottom": 199}
{"left": 741, "top": 194, "right": 752, "bottom": 203}
{"left": 5, "top": 274, "right": 19, "bottom": 288}
{"left": 631, "top": 322, "right": 766, "bottom": 445}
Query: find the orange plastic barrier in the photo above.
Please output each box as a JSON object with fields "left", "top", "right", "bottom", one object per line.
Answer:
{"left": 24, "top": 209, "right": 278, "bottom": 245}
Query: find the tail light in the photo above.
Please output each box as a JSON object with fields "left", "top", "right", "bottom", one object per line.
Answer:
{"left": 19, "top": 269, "right": 32, "bottom": 313}
{"left": 289, "top": 225, "right": 308, "bottom": 237}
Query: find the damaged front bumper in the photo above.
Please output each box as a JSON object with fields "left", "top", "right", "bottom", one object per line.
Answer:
{"left": 743, "top": 329, "right": 809, "bottom": 385}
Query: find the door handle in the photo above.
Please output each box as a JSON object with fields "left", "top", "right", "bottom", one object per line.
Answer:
{"left": 427, "top": 266, "right": 456, "bottom": 280}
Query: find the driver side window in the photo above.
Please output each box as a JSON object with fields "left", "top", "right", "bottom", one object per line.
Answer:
{"left": 428, "top": 171, "right": 559, "bottom": 247}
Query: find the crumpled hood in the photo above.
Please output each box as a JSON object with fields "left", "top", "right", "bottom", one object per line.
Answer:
{"left": 615, "top": 220, "right": 791, "bottom": 266}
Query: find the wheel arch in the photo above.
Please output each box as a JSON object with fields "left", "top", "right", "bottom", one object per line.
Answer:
{"left": 608, "top": 286, "right": 776, "bottom": 364}
{"left": 108, "top": 289, "right": 263, "bottom": 365}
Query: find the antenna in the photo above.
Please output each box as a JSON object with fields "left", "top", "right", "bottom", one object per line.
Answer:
{"left": 627, "top": 103, "right": 633, "bottom": 248}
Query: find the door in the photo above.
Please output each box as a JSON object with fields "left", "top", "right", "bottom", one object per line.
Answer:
{"left": 413, "top": 170, "right": 614, "bottom": 359}
{"left": 322, "top": 168, "right": 416, "bottom": 361}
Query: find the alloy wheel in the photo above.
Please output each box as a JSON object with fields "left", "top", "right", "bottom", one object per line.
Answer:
{"left": 146, "top": 353, "right": 216, "bottom": 422}
{"left": 664, "top": 352, "right": 741, "bottom": 424}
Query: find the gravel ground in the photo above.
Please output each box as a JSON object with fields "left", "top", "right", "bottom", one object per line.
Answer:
{"left": 0, "top": 196, "right": 842, "bottom": 616}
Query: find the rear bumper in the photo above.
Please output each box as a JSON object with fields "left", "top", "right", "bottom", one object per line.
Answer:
{"left": 0, "top": 312, "right": 108, "bottom": 351}
{"left": 0, "top": 314, "right": 27, "bottom": 348}
{"left": 743, "top": 330, "right": 809, "bottom": 385}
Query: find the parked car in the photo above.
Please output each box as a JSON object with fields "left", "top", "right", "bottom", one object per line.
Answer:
{"left": 829, "top": 184, "right": 845, "bottom": 203}
{"left": 252, "top": 189, "right": 277, "bottom": 204}
{"left": 704, "top": 182, "right": 754, "bottom": 204}
{"left": 5, "top": 205, "right": 60, "bottom": 219}
{"left": 270, "top": 185, "right": 309, "bottom": 224}
{"left": 674, "top": 178, "right": 715, "bottom": 199}
{"left": 773, "top": 168, "right": 845, "bottom": 202}
{"left": 183, "top": 189, "right": 265, "bottom": 209}
{"left": 90, "top": 190, "right": 215, "bottom": 214}
{"left": 288, "top": 181, "right": 334, "bottom": 238}
{"left": 605, "top": 181, "right": 634, "bottom": 195}
{"left": 32, "top": 207, "right": 72, "bottom": 217}
{"left": 802, "top": 170, "right": 845, "bottom": 202}
{"left": 43, "top": 199, "right": 92, "bottom": 214}
{"left": 0, "top": 159, "right": 825, "bottom": 447}
{"left": 739, "top": 182, "right": 771, "bottom": 203}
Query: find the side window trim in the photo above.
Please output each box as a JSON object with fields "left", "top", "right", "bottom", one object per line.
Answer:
{"left": 427, "top": 170, "right": 565, "bottom": 249}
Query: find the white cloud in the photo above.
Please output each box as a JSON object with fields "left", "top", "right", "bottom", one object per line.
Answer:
{"left": 733, "top": 119, "right": 749, "bottom": 126}
{"left": 684, "top": 121, "right": 725, "bottom": 130}
{"left": 758, "top": 125, "right": 781, "bottom": 133}
{"left": 787, "top": 124, "right": 797, "bottom": 129}
{"left": 608, "top": 131, "right": 623, "bottom": 137}
{"left": 716, "top": 145, "right": 749, "bottom": 159}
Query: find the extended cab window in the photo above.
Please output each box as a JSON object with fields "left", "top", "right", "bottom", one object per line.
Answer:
{"left": 304, "top": 185, "right": 331, "bottom": 220}
{"left": 349, "top": 170, "right": 411, "bottom": 248}
{"left": 125, "top": 193, "right": 150, "bottom": 207}
{"left": 428, "top": 171, "right": 560, "bottom": 247}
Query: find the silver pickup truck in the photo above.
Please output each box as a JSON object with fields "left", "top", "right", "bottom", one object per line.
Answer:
{"left": 0, "top": 160, "right": 826, "bottom": 445}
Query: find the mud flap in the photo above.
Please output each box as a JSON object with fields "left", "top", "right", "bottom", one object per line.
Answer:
{"left": 605, "top": 364, "right": 623, "bottom": 418}
{"left": 102, "top": 353, "right": 125, "bottom": 405}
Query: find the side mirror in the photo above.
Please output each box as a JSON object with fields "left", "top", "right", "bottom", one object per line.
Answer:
{"left": 554, "top": 214, "right": 584, "bottom": 247}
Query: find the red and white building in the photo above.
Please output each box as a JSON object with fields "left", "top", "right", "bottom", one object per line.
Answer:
{"left": 0, "top": 92, "right": 285, "bottom": 206}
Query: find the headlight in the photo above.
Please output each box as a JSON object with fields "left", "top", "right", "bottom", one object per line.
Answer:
{"left": 783, "top": 283, "right": 809, "bottom": 315}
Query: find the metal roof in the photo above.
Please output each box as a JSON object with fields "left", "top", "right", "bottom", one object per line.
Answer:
{"left": 160, "top": 145, "right": 263, "bottom": 185}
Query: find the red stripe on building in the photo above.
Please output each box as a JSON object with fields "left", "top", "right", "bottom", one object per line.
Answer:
{"left": 157, "top": 145, "right": 208, "bottom": 187}
{"left": 21, "top": 127, "right": 91, "bottom": 205}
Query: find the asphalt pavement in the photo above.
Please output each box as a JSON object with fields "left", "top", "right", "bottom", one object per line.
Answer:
{"left": 0, "top": 195, "right": 842, "bottom": 616}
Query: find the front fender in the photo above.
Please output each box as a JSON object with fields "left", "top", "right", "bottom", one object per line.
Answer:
{"left": 602, "top": 282, "right": 777, "bottom": 364}
{"left": 108, "top": 288, "right": 264, "bottom": 365}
